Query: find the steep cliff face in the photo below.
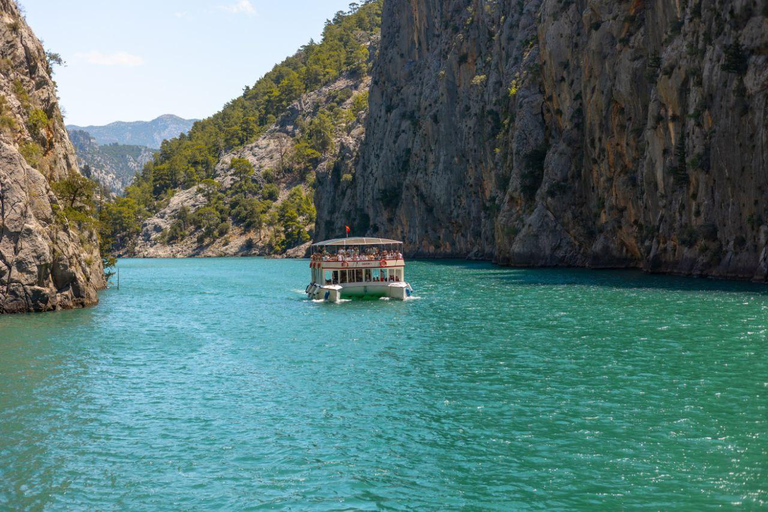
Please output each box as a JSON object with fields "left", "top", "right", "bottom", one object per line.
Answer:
{"left": 317, "top": 0, "right": 768, "bottom": 281}
{"left": 0, "top": 0, "right": 105, "bottom": 313}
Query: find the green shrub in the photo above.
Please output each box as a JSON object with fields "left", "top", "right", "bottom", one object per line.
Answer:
{"left": 51, "top": 170, "right": 98, "bottom": 229}
{"left": 679, "top": 226, "right": 698, "bottom": 247}
{"left": 263, "top": 183, "right": 280, "bottom": 201}
{"left": 231, "top": 196, "right": 268, "bottom": 231}
{"left": 351, "top": 91, "right": 369, "bottom": 113}
{"left": 0, "top": 115, "right": 16, "bottom": 130}
{"left": 722, "top": 41, "right": 749, "bottom": 75}
{"left": 292, "top": 141, "right": 322, "bottom": 171}
{"left": 191, "top": 206, "right": 222, "bottom": 240}
{"left": 521, "top": 143, "right": 548, "bottom": 200}
{"left": 12, "top": 79, "right": 30, "bottom": 108}
{"left": 262, "top": 168, "right": 276, "bottom": 183}
{"left": 645, "top": 52, "right": 662, "bottom": 82}
{"left": 99, "top": 197, "right": 146, "bottom": 255}
{"left": 45, "top": 51, "right": 64, "bottom": 74}
{"left": 0, "top": 58, "right": 12, "bottom": 75}
{"left": 19, "top": 141, "right": 43, "bottom": 168}
{"left": 668, "top": 19, "right": 683, "bottom": 35}
{"left": 169, "top": 221, "right": 186, "bottom": 242}
{"left": 216, "top": 221, "right": 231, "bottom": 237}
{"left": 27, "top": 109, "right": 49, "bottom": 140}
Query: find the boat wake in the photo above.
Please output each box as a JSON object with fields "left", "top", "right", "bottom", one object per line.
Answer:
{"left": 306, "top": 298, "right": 352, "bottom": 304}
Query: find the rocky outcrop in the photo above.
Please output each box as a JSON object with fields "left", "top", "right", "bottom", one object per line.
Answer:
{"left": 0, "top": 0, "right": 105, "bottom": 313}
{"left": 69, "top": 129, "right": 154, "bottom": 195}
{"left": 316, "top": 0, "right": 768, "bottom": 281}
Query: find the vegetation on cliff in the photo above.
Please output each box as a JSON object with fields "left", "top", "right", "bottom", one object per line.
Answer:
{"left": 100, "top": 0, "right": 382, "bottom": 257}
{"left": 0, "top": 0, "right": 106, "bottom": 313}
{"left": 314, "top": 0, "right": 767, "bottom": 281}
{"left": 68, "top": 129, "right": 155, "bottom": 195}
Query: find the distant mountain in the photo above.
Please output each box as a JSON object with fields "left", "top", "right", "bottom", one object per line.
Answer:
{"left": 67, "top": 114, "right": 197, "bottom": 149}
{"left": 69, "top": 130, "right": 154, "bottom": 195}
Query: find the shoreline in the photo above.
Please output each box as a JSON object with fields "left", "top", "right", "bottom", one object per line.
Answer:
{"left": 114, "top": 254, "right": 768, "bottom": 286}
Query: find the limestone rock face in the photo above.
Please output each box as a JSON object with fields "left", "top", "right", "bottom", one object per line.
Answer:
{"left": 68, "top": 129, "right": 154, "bottom": 195}
{"left": 0, "top": 0, "right": 105, "bottom": 313}
{"left": 316, "top": 0, "right": 768, "bottom": 281}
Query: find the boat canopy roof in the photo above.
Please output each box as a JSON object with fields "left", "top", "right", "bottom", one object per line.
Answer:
{"left": 313, "top": 237, "right": 403, "bottom": 247}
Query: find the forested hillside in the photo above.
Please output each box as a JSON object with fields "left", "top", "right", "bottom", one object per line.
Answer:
{"left": 67, "top": 114, "right": 196, "bottom": 149}
{"left": 100, "top": 0, "right": 382, "bottom": 257}
{"left": 68, "top": 129, "right": 154, "bottom": 194}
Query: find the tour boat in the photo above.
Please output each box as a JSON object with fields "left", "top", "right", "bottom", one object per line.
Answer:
{"left": 306, "top": 237, "right": 414, "bottom": 301}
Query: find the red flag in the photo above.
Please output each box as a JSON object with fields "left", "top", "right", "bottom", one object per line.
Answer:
{"left": 345, "top": 225, "right": 351, "bottom": 235}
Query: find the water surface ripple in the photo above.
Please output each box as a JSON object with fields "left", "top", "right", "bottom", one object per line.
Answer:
{"left": 0, "top": 259, "right": 766, "bottom": 509}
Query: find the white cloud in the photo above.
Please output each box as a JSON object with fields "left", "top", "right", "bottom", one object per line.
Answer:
{"left": 219, "top": 0, "right": 256, "bottom": 16}
{"left": 74, "top": 51, "right": 144, "bottom": 67}
{"left": 174, "top": 11, "right": 189, "bottom": 18}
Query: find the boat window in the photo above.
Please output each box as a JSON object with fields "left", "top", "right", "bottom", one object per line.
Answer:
{"left": 340, "top": 271, "right": 347, "bottom": 284}
{"left": 373, "top": 269, "right": 380, "bottom": 281}
{"left": 364, "top": 269, "right": 372, "bottom": 282}
{"left": 324, "top": 270, "right": 332, "bottom": 284}
{"left": 333, "top": 271, "right": 339, "bottom": 284}
{"left": 355, "top": 269, "right": 363, "bottom": 283}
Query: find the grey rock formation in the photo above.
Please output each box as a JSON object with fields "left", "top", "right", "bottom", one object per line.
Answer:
{"left": 0, "top": 0, "right": 105, "bottom": 313}
{"left": 68, "top": 129, "right": 154, "bottom": 195}
{"left": 316, "top": 0, "right": 768, "bottom": 281}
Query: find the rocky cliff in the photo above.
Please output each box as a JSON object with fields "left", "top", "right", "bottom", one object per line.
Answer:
{"left": 0, "top": 0, "right": 105, "bottom": 313}
{"left": 69, "top": 129, "right": 154, "bottom": 195}
{"left": 316, "top": 0, "right": 768, "bottom": 281}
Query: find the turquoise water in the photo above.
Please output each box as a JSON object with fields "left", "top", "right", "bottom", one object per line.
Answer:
{"left": 1, "top": 258, "right": 766, "bottom": 509}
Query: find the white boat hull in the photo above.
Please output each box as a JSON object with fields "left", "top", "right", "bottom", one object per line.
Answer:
{"left": 307, "top": 282, "right": 413, "bottom": 302}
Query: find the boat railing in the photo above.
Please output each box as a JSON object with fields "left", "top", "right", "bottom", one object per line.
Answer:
{"left": 310, "top": 254, "right": 403, "bottom": 263}
{"left": 322, "top": 276, "right": 404, "bottom": 284}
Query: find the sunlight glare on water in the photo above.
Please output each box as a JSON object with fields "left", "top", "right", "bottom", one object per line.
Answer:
{"left": 0, "top": 258, "right": 766, "bottom": 509}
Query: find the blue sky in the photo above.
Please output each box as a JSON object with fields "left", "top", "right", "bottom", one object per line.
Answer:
{"left": 22, "top": 0, "right": 357, "bottom": 126}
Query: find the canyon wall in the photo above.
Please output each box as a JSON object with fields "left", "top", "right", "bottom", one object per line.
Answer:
{"left": 0, "top": 0, "right": 105, "bottom": 313}
{"left": 316, "top": 0, "right": 768, "bottom": 281}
